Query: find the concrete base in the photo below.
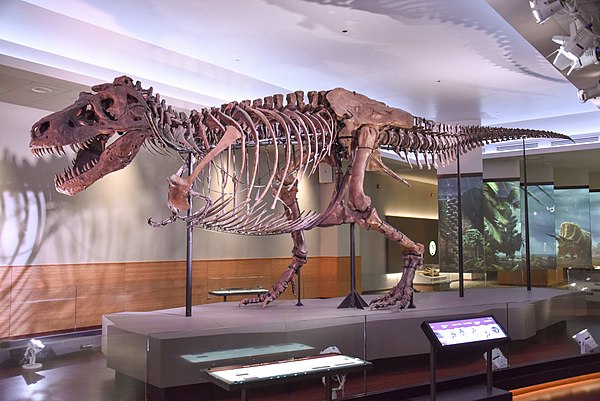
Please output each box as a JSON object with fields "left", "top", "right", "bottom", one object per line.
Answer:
{"left": 102, "top": 287, "right": 586, "bottom": 389}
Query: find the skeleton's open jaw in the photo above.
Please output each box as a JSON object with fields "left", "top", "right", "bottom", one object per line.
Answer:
{"left": 30, "top": 132, "right": 117, "bottom": 195}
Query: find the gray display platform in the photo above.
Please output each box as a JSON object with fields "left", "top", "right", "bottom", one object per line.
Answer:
{"left": 102, "top": 288, "right": 586, "bottom": 388}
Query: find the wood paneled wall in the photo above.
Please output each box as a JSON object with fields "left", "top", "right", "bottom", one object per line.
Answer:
{"left": 2, "top": 256, "right": 360, "bottom": 339}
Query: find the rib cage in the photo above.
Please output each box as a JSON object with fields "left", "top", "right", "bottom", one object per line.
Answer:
{"left": 145, "top": 89, "right": 337, "bottom": 235}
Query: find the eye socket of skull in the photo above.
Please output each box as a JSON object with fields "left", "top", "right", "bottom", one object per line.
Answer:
{"left": 70, "top": 102, "right": 99, "bottom": 128}
{"left": 100, "top": 97, "right": 116, "bottom": 120}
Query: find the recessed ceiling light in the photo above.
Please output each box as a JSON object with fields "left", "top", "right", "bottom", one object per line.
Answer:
{"left": 31, "top": 86, "right": 53, "bottom": 94}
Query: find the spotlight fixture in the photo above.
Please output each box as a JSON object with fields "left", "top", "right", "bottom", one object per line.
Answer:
{"left": 577, "top": 79, "right": 600, "bottom": 102}
{"left": 552, "top": 20, "right": 596, "bottom": 73}
{"left": 572, "top": 329, "right": 598, "bottom": 354}
{"left": 572, "top": 46, "right": 600, "bottom": 72}
{"left": 21, "top": 338, "right": 45, "bottom": 370}
{"left": 529, "top": 0, "right": 564, "bottom": 24}
{"left": 483, "top": 347, "right": 509, "bottom": 370}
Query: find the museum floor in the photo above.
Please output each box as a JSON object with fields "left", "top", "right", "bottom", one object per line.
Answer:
{"left": 1, "top": 301, "right": 599, "bottom": 401}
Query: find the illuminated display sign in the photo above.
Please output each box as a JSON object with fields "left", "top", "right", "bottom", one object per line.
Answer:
{"left": 421, "top": 315, "right": 510, "bottom": 350}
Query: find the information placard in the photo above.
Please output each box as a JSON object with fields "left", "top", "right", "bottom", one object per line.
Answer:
{"left": 421, "top": 315, "right": 510, "bottom": 350}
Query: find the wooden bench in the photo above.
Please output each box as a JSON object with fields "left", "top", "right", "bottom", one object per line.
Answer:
{"left": 208, "top": 286, "right": 269, "bottom": 302}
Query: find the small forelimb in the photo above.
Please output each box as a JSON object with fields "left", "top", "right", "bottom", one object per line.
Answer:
{"left": 147, "top": 212, "right": 184, "bottom": 227}
{"left": 183, "top": 191, "right": 213, "bottom": 226}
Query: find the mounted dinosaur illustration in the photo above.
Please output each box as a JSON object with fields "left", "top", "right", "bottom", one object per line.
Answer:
{"left": 553, "top": 221, "right": 592, "bottom": 267}
{"left": 30, "top": 76, "right": 569, "bottom": 309}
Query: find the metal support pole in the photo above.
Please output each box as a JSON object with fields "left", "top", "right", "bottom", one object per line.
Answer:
{"left": 338, "top": 223, "right": 368, "bottom": 309}
{"left": 295, "top": 267, "right": 303, "bottom": 307}
{"left": 430, "top": 344, "right": 437, "bottom": 401}
{"left": 185, "top": 154, "right": 194, "bottom": 317}
{"left": 486, "top": 348, "right": 493, "bottom": 394}
{"left": 457, "top": 150, "right": 464, "bottom": 298}
{"left": 522, "top": 137, "right": 532, "bottom": 291}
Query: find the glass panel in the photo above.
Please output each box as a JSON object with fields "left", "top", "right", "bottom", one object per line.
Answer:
{"left": 483, "top": 180, "right": 522, "bottom": 277}
{"left": 461, "top": 175, "right": 484, "bottom": 274}
{"left": 554, "top": 188, "right": 592, "bottom": 270}
{"left": 524, "top": 184, "right": 556, "bottom": 269}
{"left": 591, "top": 191, "right": 600, "bottom": 270}
{"left": 146, "top": 313, "right": 367, "bottom": 400}
{"left": 506, "top": 289, "right": 594, "bottom": 367}
{"left": 438, "top": 176, "right": 459, "bottom": 274}
{"left": 438, "top": 175, "right": 484, "bottom": 290}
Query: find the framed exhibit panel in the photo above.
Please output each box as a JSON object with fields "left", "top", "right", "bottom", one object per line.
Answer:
{"left": 421, "top": 315, "right": 510, "bottom": 351}
{"left": 437, "top": 174, "right": 484, "bottom": 273}
{"left": 554, "top": 187, "right": 592, "bottom": 269}
{"left": 483, "top": 180, "right": 522, "bottom": 272}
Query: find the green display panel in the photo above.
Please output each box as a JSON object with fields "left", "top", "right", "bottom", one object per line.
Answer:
{"left": 554, "top": 187, "right": 591, "bottom": 269}
{"left": 523, "top": 184, "right": 556, "bottom": 269}
{"left": 438, "top": 174, "right": 483, "bottom": 273}
{"left": 591, "top": 191, "right": 600, "bottom": 267}
{"left": 483, "top": 180, "right": 522, "bottom": 272}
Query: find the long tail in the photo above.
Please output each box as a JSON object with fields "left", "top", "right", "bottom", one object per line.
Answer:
{"left": 378, "top": 117, "right": 571, "bottom": 169}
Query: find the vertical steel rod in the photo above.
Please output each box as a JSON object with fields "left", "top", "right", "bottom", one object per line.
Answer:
{"left": 185, "top": 154, "right": 194, "bottom": 317}
{"left": 522, "top": 137, "right": 532, "bottom": 291}
{"left": 430, "top": 344, "right": 437, "bottom": 401}
{"left": 457, "top": 149, "right": 464, "bottom": 298}
{"left": 486, "top": 349, "right": 493, "bottom": 394}
{"left": 349, "top": 222, "right": 357, "bottom": 308}
{"left": 295, "top": 267, "right": 303, "bottom": 307}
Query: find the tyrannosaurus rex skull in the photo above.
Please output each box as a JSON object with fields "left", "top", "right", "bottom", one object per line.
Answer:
{"left": 30, "top": 76, "right": 152, "bottom": 195}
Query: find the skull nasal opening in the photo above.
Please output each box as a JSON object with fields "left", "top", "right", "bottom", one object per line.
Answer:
{"left": 34, "top": 120, "right": 50, "bottom": 137}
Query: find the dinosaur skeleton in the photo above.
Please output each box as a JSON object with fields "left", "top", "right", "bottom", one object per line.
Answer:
{"left": 30, "top": 76, "right": 569, "bottom": 309}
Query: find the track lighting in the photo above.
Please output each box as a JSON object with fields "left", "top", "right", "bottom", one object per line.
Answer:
{"left": 571, "top": 46, "right": 600, "bottom": 72}
{"left": 529, "top": 0, "right": 564, "bottom": 24}
{"left": 552, "top": 20, "right": 596, "bottom": 73}
{"left": 577, "top": 80, "right": 600, "bottom": 102}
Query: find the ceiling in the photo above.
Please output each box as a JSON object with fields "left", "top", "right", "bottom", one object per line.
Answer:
{"left": 0, "top": 0, "right": 599, "bottom": 172}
